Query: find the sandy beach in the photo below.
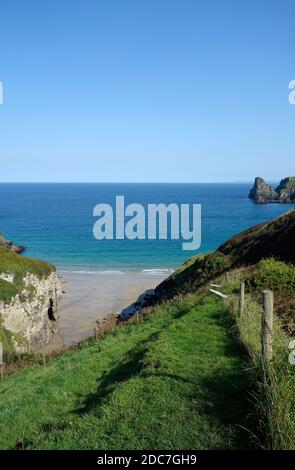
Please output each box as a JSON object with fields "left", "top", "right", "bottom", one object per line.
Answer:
{"left": 39, "top": 270, "right": 168, "bottom": 352}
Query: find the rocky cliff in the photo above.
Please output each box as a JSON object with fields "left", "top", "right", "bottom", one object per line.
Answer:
{"left": 249, "top": 177, "right": 295, "bottom": 203}
{"left": 0, "top": 243, "right": 62, "bottom": 352}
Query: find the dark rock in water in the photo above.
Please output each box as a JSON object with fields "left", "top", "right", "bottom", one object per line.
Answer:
{"left": 275, "top": 177, "right": 295, "bottom": 203}
{"left": 249, "top": 177, "right": 278, "bottom": 203}
{"left": 11, "top": 245, "right": 26, "bottom": 254}
{"left": 249, "top": 176, "right": 295, "bottom": 204}
{"left": 0, "top": 232, "right": 26, "bottom": 254}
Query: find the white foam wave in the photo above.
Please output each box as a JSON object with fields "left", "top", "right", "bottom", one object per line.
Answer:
{"left": 141, "top": 269, "right": 174, "bottom": 276}
{"left": 59, "top": 269, "right": 126, "bottom": 275}
{"left": 58, "top": 268, "right": 174, "bottom": 276}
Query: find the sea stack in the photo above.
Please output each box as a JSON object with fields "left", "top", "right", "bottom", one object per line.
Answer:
{"left": 249, "top": 177, "right": 295, "bottom": 204}
{"left": 249, "top": 177, "right": 278, "bottom": 204}
{"left": 275, "top": 177, "right": 295, "bottom": 203}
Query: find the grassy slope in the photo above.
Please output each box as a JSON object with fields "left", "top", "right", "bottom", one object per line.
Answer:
{"left": 156, "top": 208, "right": 295, "bottom": 298}
{"left": 0, "top": 245, "right": 55, "bottom": 304}
{"left": 0, "top": 294, "right": 251, "bottom": 450}
{"left": 0, "top": 246, "right": 54, "bottom": 286}
{"left": 220, "top": 263, "right": 295, "bottom": 449}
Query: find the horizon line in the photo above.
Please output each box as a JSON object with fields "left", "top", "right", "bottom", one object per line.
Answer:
{"left": 0, "top": 179, "right": 269, "bottom": 184}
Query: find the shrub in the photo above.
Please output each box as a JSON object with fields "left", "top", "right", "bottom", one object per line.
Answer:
{"left": 249, "top": 259, "right": 295, "bottom": 293}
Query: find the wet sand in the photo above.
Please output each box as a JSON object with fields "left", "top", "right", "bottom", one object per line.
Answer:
{"left": 39, "top": 270, "right": 167, "bottom": 353}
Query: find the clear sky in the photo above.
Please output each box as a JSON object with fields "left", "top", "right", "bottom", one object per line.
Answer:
{"left": 0, "top": 0, "right": 294, "bottom": 182}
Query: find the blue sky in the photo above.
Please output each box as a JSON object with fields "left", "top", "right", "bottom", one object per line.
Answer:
{"left": 0, "top": 0, "right": 294, "bottom": 182}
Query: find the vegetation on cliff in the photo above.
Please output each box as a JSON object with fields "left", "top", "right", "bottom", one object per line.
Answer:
{"left": 0, "top": 245, "right": 55, "bottom": 303}
{"left": 0, "top": 294, "right": 251, "bottom": 450}
{"left": 156, "top": 209, "right": 295, "bottom": 298}
{"left": 1, "top": 210, "right": 295, "bottom": 449}
{"left": 220, "top": 264, "right": 295, "bottom": 449}
{"left": 0, "top": 241, "right": 57, "bottom": 351}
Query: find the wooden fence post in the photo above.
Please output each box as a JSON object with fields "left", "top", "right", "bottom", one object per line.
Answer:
{"left": 238, "top": 281, "right": 245, "bottom": 317}
{"left": 262, "top": 290, "right": 273, "bottom": 363}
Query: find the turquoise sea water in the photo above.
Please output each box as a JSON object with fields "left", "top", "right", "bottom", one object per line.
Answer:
{"left": 0, "top": 183, "right": 292, "bottom": 273}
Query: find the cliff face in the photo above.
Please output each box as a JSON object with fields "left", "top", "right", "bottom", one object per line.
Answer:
{"left": 276, "top": 177, "right": 295, "bottom": 203}
{"left": 155, "top": 208, "right": 295, "bottom": 298}
{"left": 0, "top": 272, "right": 62, "bottom": 351}
{"left": 0, "top": 244, "right": 62, "bottom": 352}
{"left": 249, "top": 177, "right": 295, "bottom": 204}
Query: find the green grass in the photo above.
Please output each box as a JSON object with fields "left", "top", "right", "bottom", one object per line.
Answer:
{"left": 0, "top": 316, "right": 16, "bottom": 350}
{"left": 0, "top": 246, "right": 54, "bottom": 288}
{"left": 169, "top": 253, "right": 208, "bottom": 277}
{"left": 249, "top": 258, "right": 295, "bottom": 293}
{"left": 0, "top": 278, "right": 18, "bottom": 303}
{"left": 0, "top": 294, "right": 251, "bottom": 450}
{"left": 0, "top": 245, "right": 55, "bottom": 305}
{"left": 221, "top": 266, "right": 295, "bottom": 449}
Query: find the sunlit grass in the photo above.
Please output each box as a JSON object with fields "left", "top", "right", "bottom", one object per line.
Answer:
{"left": 0, "top": 294, "right": 251, "bottom": 450}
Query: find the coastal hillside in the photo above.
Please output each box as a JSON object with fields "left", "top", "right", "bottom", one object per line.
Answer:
{"left": 0, "top": 241, "right": 62, "bottom": 352}
{"left": 1, "top": 211, "right": 295, "bottom": 450}
{"left": 156, "top": 208, "right": 295, "bottom": 298}
{"left": 0, "top": 293, "right": 251, "bottom": 450}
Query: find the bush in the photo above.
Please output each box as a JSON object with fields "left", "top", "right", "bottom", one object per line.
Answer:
{"left": 249, "top": 259, "right": 295, "bottom": 293}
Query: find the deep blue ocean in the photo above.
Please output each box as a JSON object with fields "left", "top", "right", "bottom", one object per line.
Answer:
{"left": 0, "top": 183, "right": 292, "bottom": 273}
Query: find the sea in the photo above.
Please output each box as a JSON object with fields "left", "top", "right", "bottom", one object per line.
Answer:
{"left": 0, "top": 183, "right": 292, "bottom": 275}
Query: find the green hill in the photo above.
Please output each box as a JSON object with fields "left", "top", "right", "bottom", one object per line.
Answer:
{"left": 1, "top": 210, "right": 295, "bottom": 449}
{"left": 156, "top": 208, "right": 295, "bottom": 298}
{"left": 0, "top": 293, "right": 250, "bottom": 450}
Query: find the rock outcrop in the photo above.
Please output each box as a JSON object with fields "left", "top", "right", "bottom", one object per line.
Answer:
{"left": 249, "top": 177, "right": 295, "bottom": 204}
{"left": 0, "top": 240, "right": 62, "bottom": 352}
{"left": 275, "top": 177, "right": 295, "bottom": 203}
{"left": 0, "top": 232, "right": 25, "bottom": 254}
{"left": 0, "top": 271, "right": 62, "bottom": 352}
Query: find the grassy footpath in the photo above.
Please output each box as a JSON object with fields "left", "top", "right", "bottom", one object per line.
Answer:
{"left": 0, "top": 294, "right": 251, "bottom": 450}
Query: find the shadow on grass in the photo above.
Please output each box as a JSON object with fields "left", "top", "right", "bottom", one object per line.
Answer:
{"left": 198, "top": 310, "right": 255, "bottom": 448}
{"left": 144, "top": 307, "right": 255, "bottom": 449}
{"left": 74, "top": 301, "right": 194, "bottom": 415}
{"left": 14, "top": 297, "right": 255, "bottom": 449}
{"left": 13, "top": 305, "right": 191, "bottom": 449}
